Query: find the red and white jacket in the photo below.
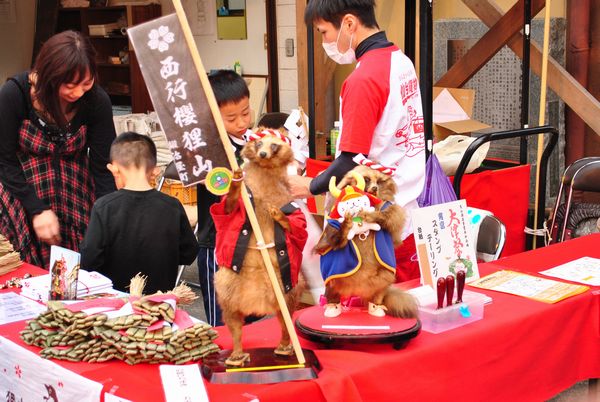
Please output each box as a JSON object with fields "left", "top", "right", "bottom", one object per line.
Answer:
{"left": 337, "top": 45, "right": 425, "bottom": 239}
{"left": 210, "top": 196, "right": 307, "bottom": 291}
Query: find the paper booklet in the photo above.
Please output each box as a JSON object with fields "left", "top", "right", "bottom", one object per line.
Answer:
{"left": 411, "top": 199, "right": 479, "bottom": 287}
{"left": 468, "top": 270, "right": 589, "bottom": 303}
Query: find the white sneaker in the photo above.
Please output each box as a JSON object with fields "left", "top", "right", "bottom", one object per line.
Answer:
{"left": 324, "top": 303, "right": 342, "bottom": 317}
{"left": 368, "top": 302, "right": 387, "bottom": 317}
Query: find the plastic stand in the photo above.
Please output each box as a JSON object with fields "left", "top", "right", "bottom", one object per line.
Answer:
{"left": 294, "top": 305, "right": 421, "bottom": 350}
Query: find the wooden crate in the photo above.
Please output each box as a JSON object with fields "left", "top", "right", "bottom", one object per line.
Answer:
{"left": 159, "top": 179, "right": 197, "bottom": 205}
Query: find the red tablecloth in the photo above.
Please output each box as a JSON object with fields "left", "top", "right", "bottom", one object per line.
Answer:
{"left": 2, "top": 236, "right": 600, "bottom": 402}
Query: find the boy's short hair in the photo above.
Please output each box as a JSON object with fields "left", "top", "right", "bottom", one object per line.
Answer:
{"left": 208, "top": 69, "right": 250, "bottom": 107}
{"left": 110, "top": 131, "right": 157, "bottom": 171}
{"left": 304, "top": 0, "right": 379, "bottom": 29}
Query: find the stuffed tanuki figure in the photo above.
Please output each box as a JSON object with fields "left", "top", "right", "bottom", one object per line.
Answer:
{"left": 210, "top": 130, "right": 307, "bottom": 367}
{"left": 316, "top": 171, "right": 417, "bottom": 319}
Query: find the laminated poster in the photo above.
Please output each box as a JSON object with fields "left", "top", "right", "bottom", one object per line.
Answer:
{"left": 412, "top": 199, "right": 479, "bottom": 287}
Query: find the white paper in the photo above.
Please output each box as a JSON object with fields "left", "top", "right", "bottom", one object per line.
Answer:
{"left": 0, "top": 0, "right": 16, "bottom": 24}
{"left": 432, "top": 88, "right": 470, "bottom": 123}
{"left": 184, "top": 0, "right": 216, "bottom": 36}
{"left": 104, "top": 393, "right": 133, "bottom": 402}
{"left": 0, "top": 292, "right": 46, "bottom": 325}
{"left": 540, "top": 257, "right": 600, "bottom": 286}
{"left": 160, "top": 364, "right": 209, "bottom": 402}
{"left": 0, "top": 336, "right": 103, "bottom": 402}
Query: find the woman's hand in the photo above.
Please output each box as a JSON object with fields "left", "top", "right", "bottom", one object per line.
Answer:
{"left": 32, "top": 210, "right": 61, "bottom": 245}
{"left": 288, "top": 175, "right": 314, "bottom": 199}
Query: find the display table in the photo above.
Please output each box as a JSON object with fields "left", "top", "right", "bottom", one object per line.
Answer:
{"left": 1, "top": 235, "right": 600, "bottom": 401}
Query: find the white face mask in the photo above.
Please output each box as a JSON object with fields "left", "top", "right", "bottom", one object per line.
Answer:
{"left": 322, "top": 27, "right": 355, "bottom": 65}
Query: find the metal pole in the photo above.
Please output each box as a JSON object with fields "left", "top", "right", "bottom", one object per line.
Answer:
{"left": 520, "top": 0, "right": 531, "bottom": 165}
{"left": 419, "top": 0, "right": 433, "bottom": 160}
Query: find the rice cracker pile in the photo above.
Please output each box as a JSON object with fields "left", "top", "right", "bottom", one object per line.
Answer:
{"left": 20, "top": 281, "right": 220, "bottom": 365}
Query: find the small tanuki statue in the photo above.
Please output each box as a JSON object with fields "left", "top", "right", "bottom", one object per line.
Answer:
{"left": 316, "top": 170, "right": 417, "bottom": 319}
{"left": 210, "top": 130, "right": 308, "bottom": 367}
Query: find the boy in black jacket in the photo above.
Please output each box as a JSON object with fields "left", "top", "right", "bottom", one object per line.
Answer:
{"left": 81, "top": 132, "right": 199, "bottom": 294}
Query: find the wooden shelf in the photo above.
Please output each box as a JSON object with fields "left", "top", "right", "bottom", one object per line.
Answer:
{"left": 56, "top": 4, "right": 161, "bottom": 113}
{"left": 97, "top": 62, "right": 130, "bottom": 68}
{"left": 89, "top": 35, "right": 128, "bottom": 39}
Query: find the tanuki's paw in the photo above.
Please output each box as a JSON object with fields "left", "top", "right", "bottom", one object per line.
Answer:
{"left": 269, "top": 205, "right": 290, "bottom": 231}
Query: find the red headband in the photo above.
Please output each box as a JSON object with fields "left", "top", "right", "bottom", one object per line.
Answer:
{"left": 247, "top": 129, "right": 291, "bottom": 146}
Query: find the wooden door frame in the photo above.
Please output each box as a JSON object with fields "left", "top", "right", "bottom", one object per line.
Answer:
{"left": 265, "top": 0, "right": 279, "bottom": 112}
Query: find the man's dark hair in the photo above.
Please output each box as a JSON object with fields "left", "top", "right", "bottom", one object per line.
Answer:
{"left": 304, "top": 0, "right": 379, "bottom": 29}
{"left": 208, "top": 69, "right": 250, "bottom": 107}
{"left": 110, "top": 131, "right": 157, "bottom": 171}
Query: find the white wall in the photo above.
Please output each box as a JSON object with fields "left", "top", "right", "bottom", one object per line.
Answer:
{"left": 161, "top": 0, "right": 268, "bottom": 75}
{"left": 276, "top": 0, "right": 298, "bottom": 113}
{"left": 0, "top": 0, "right": 36, "bottom": 82}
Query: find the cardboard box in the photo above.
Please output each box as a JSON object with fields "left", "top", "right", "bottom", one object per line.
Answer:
{"left": 432, "top": 87, "right": 490, "bottom": 141}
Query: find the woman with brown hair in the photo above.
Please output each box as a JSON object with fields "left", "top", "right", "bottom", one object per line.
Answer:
{"left": 0, "top": 30, "right": 116, "bottom": 267}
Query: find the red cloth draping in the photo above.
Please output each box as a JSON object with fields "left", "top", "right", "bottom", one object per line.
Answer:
{"left": 2, "top": 235, "right": 600, "bottom": 401}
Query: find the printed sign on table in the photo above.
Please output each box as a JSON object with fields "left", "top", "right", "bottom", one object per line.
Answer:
{"left": 411, "top": 199, "right": 479, "bottom": 286}
{"left": 128, "top": 14, "right": 230, "bottom": 186}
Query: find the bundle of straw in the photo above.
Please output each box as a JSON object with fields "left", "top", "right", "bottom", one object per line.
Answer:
{"left": 0, "top": 235, "right": 21, "bottom": 276}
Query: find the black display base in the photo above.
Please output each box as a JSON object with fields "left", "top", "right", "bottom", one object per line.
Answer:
{"left": 294, "top": 305, "right": 421, "bottom": 350}
{"left": 201, "top": 348, "right": 321, "bottom": 384}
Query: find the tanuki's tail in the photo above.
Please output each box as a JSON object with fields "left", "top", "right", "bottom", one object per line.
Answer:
{"left": 383, "top": 286, "right": 418, "bottom": 318}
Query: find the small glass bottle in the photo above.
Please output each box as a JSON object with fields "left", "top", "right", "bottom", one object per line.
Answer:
{"left": 233, "top": 61, "right": 242, "bottom": 75}
{"left": 330, "top": 121, "right": 340, "bottom": 156}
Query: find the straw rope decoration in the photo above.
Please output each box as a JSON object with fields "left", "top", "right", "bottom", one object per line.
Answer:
{"left": 246, "top": 129, "right": 291, "bottom": 145}
{"left": 352, "top": 154, "right": 396, "bottom": 176}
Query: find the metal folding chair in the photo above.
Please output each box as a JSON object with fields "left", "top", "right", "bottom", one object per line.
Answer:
{"left": 156, "top": 161, "right": 200, "bottom": 288}
{"left": 476, "top": 215, "right": 506, "bottom": 262}
{"left": 548, "top": 157, "right": 600, "bottom": 243}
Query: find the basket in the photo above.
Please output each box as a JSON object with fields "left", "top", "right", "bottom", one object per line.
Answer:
{"left": 159, "top": 179, "right": 197, "bottom": 205}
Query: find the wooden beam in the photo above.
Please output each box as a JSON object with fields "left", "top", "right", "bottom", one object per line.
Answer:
{"left": 296, "top": 1, "right": 308, "bottom": 112}
{"left": 296, "top": 2, "right": 336, "bottom": 135}
{"left": 465, "top": 0, "right": 600, "bottom": 136}
{"left": 436, "top": 0, "right": 545, "bottom": 88}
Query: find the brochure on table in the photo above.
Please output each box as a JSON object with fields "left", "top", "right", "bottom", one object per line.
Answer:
{"left": 539, "top": 256, "right": 600, "bottom": 286}
{"left": 412, "top": 199, "right": 479, "bottom": 287}
{"left": 468, "top": 270, "right": 589, "bottom": 303}
{"left": 0, "top": 292, "right": 46, "bottom": 325}
{"left": 21, "top": 269, "right": 114, "bottom": 303}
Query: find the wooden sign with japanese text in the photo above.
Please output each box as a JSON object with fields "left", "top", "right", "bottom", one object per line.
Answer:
{"left": 411, "top": 199, "right": 479, "bottom": 287}
{"left": 128, "top": 14, "right": 230, "bottom": 186}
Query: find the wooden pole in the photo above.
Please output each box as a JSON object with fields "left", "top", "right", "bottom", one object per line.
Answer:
{"left": 463, "top": 0, "right": 600, "bottom": 137}
{"left": 532, "top": 0, "right": 551, "bottom": 249}
{"left": 171, "top": 0, "right": 306, "bottom": 365}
